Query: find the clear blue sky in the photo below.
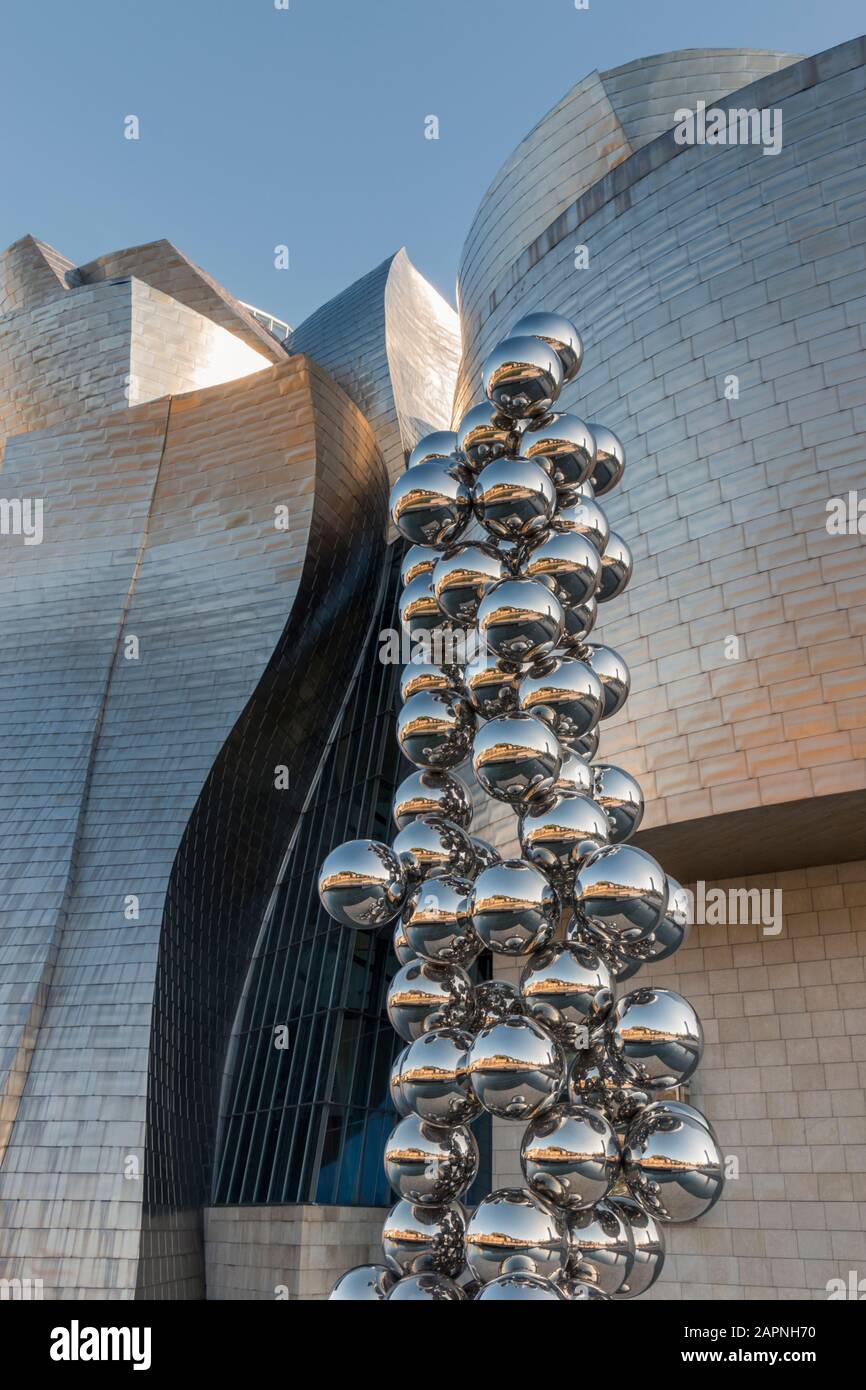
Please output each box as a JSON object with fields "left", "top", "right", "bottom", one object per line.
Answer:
{"left": 1, "top": 0, "right": 861, "bottom": 326}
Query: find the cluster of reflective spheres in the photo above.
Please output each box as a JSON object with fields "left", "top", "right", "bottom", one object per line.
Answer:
{"left": 321, "top": 313, "right": 723, "bottom": 1301}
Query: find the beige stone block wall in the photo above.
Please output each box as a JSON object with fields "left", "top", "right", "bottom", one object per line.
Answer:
{"left": 204, "top": 1204, "right": 386, "bottom": 1301}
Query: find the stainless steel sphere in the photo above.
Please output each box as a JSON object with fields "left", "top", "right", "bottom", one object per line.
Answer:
{"left": 389, "top": 1045, "right": 412, "bottom": 1115}
{"left": 389, "top": 460, "right": 471, "bottom": 546}
{"left": 392, "top": 920, "right": 416, "bottom": 966}
{"left": 519, "top": 941, "right": 613, "bottom": 1045}
{"left": 638, "top": 1099, "right": 719, "bottom": 1144}
{"left": 432, "top": 544, "right": 505, "bottom": 623}
{"left": 518, "top": 656, "right": 605, "bottom": 746}
{"left": 583, "top": 643, "right": 631, "bottom": 718}
{"left": 399, "top": 661, "right": 463, "bottom": 703}
{"left": 555, "top": 748, "right": 593, "bottom": 798}
{"left": 386, "top": 959, "right": 475, "bottom": 1043}
{"left": 477, "top": 577, "right": 564, "bottom": 665}
{"left": 475, "top": 1273, "right": 564, "bottom": 1301}
{"left": 399, "top": 572, "right": 444, "bottom": 637}
{"left": 552, "top": 1275, "right": 610, "bottom": 1300}
{"left": 468, "top": 1016, "right": 565, "bottom": 1120}
{"left": 482, "top": 335, "right": 564, "bottom": 420}
{"left": 520, "top": 529, "right": 601, "bottom": 610}
{"left": 392, "top": 769, "right": 472, "bottom": 831}
{"left": 552, "top": 490, "right": 610, "bottom": 555}
{"left": 608, "top": 1196, "right": 665, "bottom": 1299}
{"left": 626, "top": 876, "right": 691, "bottom": 961}
{"left": 456, "top": 400, "right": 515, "bottom": 470}
{"left": 567, "top": 1199, "right": 634, "bottom": 1295}
{"left": 587, "top": 422, "right": 625, "bottom": 496}
{"left": 623, "top": 1108, "right": 724, "bottom": 1223}
{"left": 402, "top": 873, "right": 480, "bottom": 968}
{"left": 471, "top": 457, "right": 556, "bottom": 542}
{"left": 386, "top": 1272, "right": 466, "bottom": 1300}
{"left": 382, "top": 1198, "right": 466, "bottom": 1278}
{"left": 518, "top": 412, "right": 594, "bottom": 499}
{"left": 609, "top": 987, "right": 703, "bottom": 1089}
{"left": 383, "top": 1113, "right": 479, "bottom": 1205}
{"left": 391, "top": 815, "right": 475, "bottom": 881}
{"left": 469, "top": 835, "right": 501, "bottom": 872}
{"left": 463, "top": 648, "right": 521, "bottom": 719}
{"left": 472, "top": 713, "right": 563, "bottom": 807}
{"left": 396, "top": 691, "right": 476, "bottom": 771}
{"left": 399, "top": 1028, "right": 481, "bottom": 1126}
{"left": 591, "top": 763, "right": 644, "bottom": 842}
{"left": 521, "top": 1103, "right": 620, "bottom": 1210}
{"left": 473, "top": 978, "right": 527, "bottom": 1028}
{"left": 465, "top": 1187, "right": 568, "bottom": 1283}
{"left": 597, "top": 531, "right": 633, "bottom": 602}
{"left": 569, "top": 724, "right": 600, "bottom": 761}
{"left": 561, "top": 595, "right": 598, "bottom": 647}
{"left": 568, "top": 1039, "right": 652, "bottom": 1126}
{"left": 401, "top": 543, "right": 438, "bottom": 586}
{"left": 329, "top": 1264, "right": 395, "bottom": 1300}
{"left": 519, "top": 793, "right": 610, "bottom": 893}
{"left": 469, "top": 859, "right": 560, "bottom": 956}
{"left": 407, "top": 430, "right": 460, "bottom": 469}
{"left": 568, "top": 914, "right": 644, "bottom": 984}
{"left": 574, "top": 844, "right": 668, "bottom": 941}
{"left": 318, "top": 838, "right": 407, "bottom": 929}
{"left": 511, "top": 312, "right": 583, "bottom": 384}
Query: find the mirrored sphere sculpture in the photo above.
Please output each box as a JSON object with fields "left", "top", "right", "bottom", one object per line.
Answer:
{"left": 407, "top": 430, "right": 460, "bottom": 469}
{"left": 482, "top": 335, "right": 564, "bottom": 420}
{"left": 574, "top": 844, "right": 668, "bottom": 941}
{"left": 396, "top": 690, "right": 476, "bottom": 770}
{"left": 470, "top": 859, "right": 560, "bottom": 956}
{"left": 518, "top": 656, "right": 605, "bottom": 746}
{"left": 624, "top": 876, "right": 691, "bottom": 961}
{"left": 623, "top": 1109, "right": 724, "bottom": 1223}
{"left": 519, "top": 793, "right": 609, "bottom": 894}
{"left": 597, "top": 531, "right": 633, "bottom": 603}
{"left": 473, "top": 979, "right": 527, "bottom": 1028}
{"left": 382, "top": 1198, "right": 466, "bottom": 1277}
{"left": 567, "top": 1199, "right": 634, "bottom": 1295}
{"left": 469, "top": 835, "right": 501, "bottom": 871}
{"left": 521, "top": 1103, "right": 620, "bottom": 1211}
{"left": 399, "top": 661, "right": 462, "bottom": 704}
{"left": 609, "top": 1197, "right": 665, "bottom": 1299}
{"left": 463, "top": 647, "right": 521, "bottom": 719}
{"left": 468, "top": 1016, "right": 565, "bottom": 1120}
{"left": 465, "top": 1188, "right": 568, "bottom": 1283}
{"left": 553, "top": 1275, "right": 611, "bottom": 1301}
{"left": 520, "top": 529, "right": 601, "bottom": 609}
{"left": 587, "top": 422, "right": 625, "bottom": 495}
{"left": 391, "top": 815, "right": 475, "bottom": 881}
{"left": 554, "top": 748, "right": 593, "bottom": 798}
{"left": 392, "top": 920, "right": 416, "bottom": 967}
{"left": 552, "top": 491, "right": 610, "bottom": 555}
{"left": 475, "top": 1273, "right": 564, "bottom": 1300}
{"left": 386, "top": 959, "right": 475, "bottom": 1043}
{"left": 457, "top": 400, "right": 515, "bottom": 469}
{"left": 591, "top": 763, "right": 644, "bottom": 842}
{"left": 472, "top": 713, "right": 563, "bottom": 807}
{"left": 609, "top": 987, "right": 704, "bottom": 1089}
{"left": 393, "top": 769, "right": 472, "bottom": 831}
{"left": 568, "top": 1039, "right": 652, "bottom": 1127}
{"left": 399, "top": 1028, "right": 481, "bottom": 1125}
{"left": 399, "top": 572, "right": 445, "bottom": 637}
{"left": 401, "top": 544, "right": 439, "bottom": 586}
{"left": 389, "top": 1045, "right": 412, "bottom": 1116}
{"left": 389, "top": 460, "right": 471, "bottom": 546}
{"left": 384, "top": 1113, "right": 479, "bottom": 1205}
{"left": 583, "top": 643, "right": 631, "bottom": 718}
{"left": 432, "top": 544, "right": 505, "bottom": 624}
{"left": 386, "top": 1273, "right": 466, "bottom": 1300}
{"left": 519, "top": 941, "right": 613, "bottom": 1044}
{"left": 477, "top": 577, "right": 564, "bottom": 664}
{"left": 328, "top": 1264, "right": 395, "bottom": 1301}
{"left": 472, "top": 456, "right": 557, "bottom": 542}
{"left": 401, "top": 874, "right": 480, "bottom": 968}
{"left": 318, "top": 839, "right": 407, "bottom": 929}
{"left": 511, "top": 312, "right": 583, "bottom": 383}
{"left": 518, "top": 412, "right": 594, "bottom": 501}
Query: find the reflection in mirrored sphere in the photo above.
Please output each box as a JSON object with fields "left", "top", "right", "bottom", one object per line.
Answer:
{"left": 519, "top": 794, "right": 609, "bottom": 895}
{"left": 399, "top": 573, "right": 446, "bottom": 638}
{"left": 519, "top": 942, "right": 613, "bottom": 1045}
{"left": 552, "top": 491, "right": 610, "bottom": 556}
{"left": 470, "top": 859, "right": 560, "bottom": 956}
{"left": 432, "top": 543, "right": 505, "bottom": 624}
{"left": 399, "top": 661, "right": 462, "bottom": 704}
{"left": 609, "top": 987, "right": 703, "bottom": 1089}
{"left": 511, "top": 312, "right": 583, "bottom": 383}
{"left": 475, "top": 1273, "right": 564, "bottom": 1300}
{"left": 457, "top": 400, "right": 515, "bottom": 470}
{"left": 392, "top": 815, "right": 475, "bottom": 882}
{"left": 568, "top": 1038, "right": 651, "bottom": 1127}
{"left": 463, "top": 647, "right": 521, "bottom": 719}
{"left": 472, "top": 713, "right": 563, "bottom": 808}
{"left": 469, "top": 835, "right": 501, "bottom": 872}
{"left": 396, "top": 690, "right": 476, "bottom": 771}
{"left": 389, "top": 1045, "right": 412, "bottom": 1116}
{"left": 483, "top": 335, "right": 564, "bottom": 420}
{"left": 393, "top": 769, "right": 472, "bottom": 831}
{"left": 521, "top": 1103, "right": 620, "bottom": 1211}
{"left": 552, "top": 1274, "right": 611, "bottom": 1300}
{"left": 473, "top": 979, "right": 527, "bottom": 1029}
{"left": 465, "top": 1187, "right": 568, "bottom": 1283}
{"left": 567, "top": 1198, "right": 634, "bottom": 1295}
{"left": 468, "top": 1016, "right": 565, "bottom": 1120}
{"left": 401, "top": 543, "right": 439, "bottom": 587}
{"left": 520, "top": 529, "right": 601, "bottom": 609}
{"left": 384, "top": 1113, "right": 479, "bottom": 1205}
{"left": 390, "top": 460, "right": 471, "bottom": 546}
{"left": 398, "top": 1028, "right": 480, "bottom": 1125}
{"left": 591, "top": 763, "right": 644, "bottom": 844}
{"left": 382, "top": 1198, "right": 466, "bottom": 1278}
{"left": 329, "top": 1264, "right": 395, "bottom": 1300}
{"left": 518, "top": 411, "right": 594, "bottom": 500}
{"left": 318, "top": 839, "right": 407, "bottom": 929}
{"left": 609, "top": 1196, "right": 665, "bottom": 1299}
{"left": 407, "top": 430, "right": 460, "bottom": 469}
{"left": 597, "top": 531, "right": 633, "bottom": 602}
{"left": 472, "top": 456, "right": 557, "bottom": 544}
{"left": 574, "top": 843, "right": 668, "bottom": 941}
{"left": 583, "top": 643, "right": 631, "bottom": 718}
{"left": 555, "top": 748, "right": 593, "bottom": 798}
{"left": 477, "top": 577, "right": 564, "bottom": 665}
{"left": 625, "top": 876, "right": 691, "bottom": 962}
{"left": 623, "top": 1109, "right": 724, "bottom": 1223}
{"left": 518, "top": 656, "right": 604, "bottom": 746}
{"left": 560, "top": 594, "right": 598, "bottom": 647}
{"left": 401, "top": 874, "right": 480, "bottom": 968}
{"left": 386, "top": 959, "right": 475, "bottom": 1043}
{"left": 392, "top": 919, "right": 416, "bottom": 966}
{"left": 587, "top": 422, "right": 625, "bottom": 496}
{"left": 386, "top": 1272, "right": 466, "bottom": 1300}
